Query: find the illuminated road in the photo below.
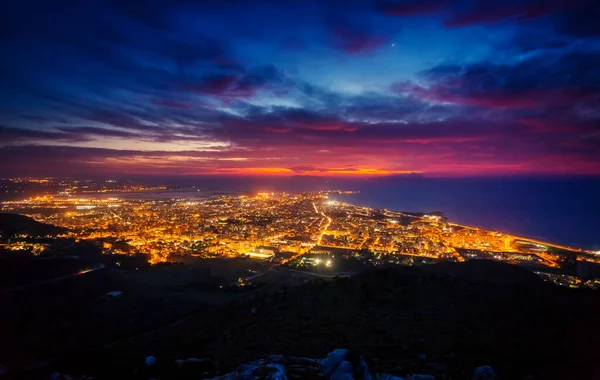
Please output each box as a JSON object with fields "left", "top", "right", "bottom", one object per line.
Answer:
{"left": 533, "top": 252, "right": 561, "bottom": 268}
{"left": 286, "top": 268, "right": 354, "bottom": 278}
{"left": 2, "top": 263, "right": 106, "bottom": 293}
{"left": 313, "top": 201, "right": 332, "bottom": 246}
{"left": 395, "top": 251, "right": 439, "bottom": 259}
{"left": 512, "top": 237, "right": 583, "bottom": 253}
{"left": 449, "top": 247, "right": 466, "bottom": 262}
{"left": 317, "top": 216, "right": 332, "bottom": 246}
{"left": 110, "top": 210, "right": 122, "bottom": 220}
{"left": 447, "top": 222, "right": 583, "bottom": 253}
{"left": 245, "top": 265, "right": 279, "bottom": 281}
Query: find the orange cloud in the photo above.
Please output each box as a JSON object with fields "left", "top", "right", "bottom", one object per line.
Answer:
{"left": 221, "top": 167, "right": 420, "bottom": 176}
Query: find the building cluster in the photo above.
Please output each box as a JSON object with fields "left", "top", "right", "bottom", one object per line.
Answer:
{"left": 0, "top": 177, "right": 167, "bottom": 198}
{"left": 2, "top": 192, "right": 327, "bottom": 263}
{"left": 1, "top": 191, "right": 594, "bottom": 268}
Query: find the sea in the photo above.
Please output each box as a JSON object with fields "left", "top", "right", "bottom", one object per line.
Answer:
{"left": 119, "top": 175, "right": 600, "bottom": 250}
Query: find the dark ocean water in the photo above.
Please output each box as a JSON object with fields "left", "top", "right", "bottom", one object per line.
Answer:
{"left": 339, "top": 177, "right": 600, "bottom": 250}
{"left": 132, "top": 175, "right": 600, "bottom": 249}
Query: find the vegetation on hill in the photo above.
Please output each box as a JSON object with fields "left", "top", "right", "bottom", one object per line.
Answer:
{"left": 17, "top": 260, "right": 595, "bottom": 380}
{"left": 0, "top": 213, "right": 67, "bottom": 238}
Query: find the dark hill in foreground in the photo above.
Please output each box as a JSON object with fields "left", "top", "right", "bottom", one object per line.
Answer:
{"left": 50, "top": 260, "right": 600, "bottom": 380}
{"left": 210, "top": 261, "right": 597, "bottom": 379}
{"left": 0, "top": 213, "right": 67, "bottom": 238}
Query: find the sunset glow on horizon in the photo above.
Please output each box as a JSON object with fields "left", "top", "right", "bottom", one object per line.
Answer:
{"left": 1, "top": 0, "right": 599, "bottom": 177}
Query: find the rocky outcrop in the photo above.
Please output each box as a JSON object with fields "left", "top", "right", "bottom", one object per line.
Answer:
{"left": 208, "top": 349, "right": 495, "bottom": 380}
{"left": 210, "top": 362, "right": 287, "bottom": 380}
{"left": 472, "top": 366, "right": 496, "bottom": 380}
{"left": 33, "top": 350, "right": 496, "bottom": 379}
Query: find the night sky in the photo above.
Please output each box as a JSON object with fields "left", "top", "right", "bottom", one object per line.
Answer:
{"left": 1, "top": 0, "right": 599, "bottom": 177}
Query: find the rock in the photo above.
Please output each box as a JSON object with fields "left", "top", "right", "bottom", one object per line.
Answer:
{"left": 377, "top": 374, "right": 405, "bottom": 380}
{"left": 319, "top": 349, "right": 374, "bottom": 380}
{"left": 145, "top": 356, "right": 157, "bottom": 367}
{"left": 332, "top": 360, "right": 353, "bottom": 377}
{"left": 288, "top": 357, "right": 318, "bottom": 365}
{"left": 407, "top": 375, "right": 435, "bottom": 380}
{"left": 287, "top": 364, "right": 318, "bottom": 373}
{"left": 209, "top": 362, "right": 287, "bottom": 380}
{"left": 358, "top": 363, "right": 374, "bottom": 380}
{"left": 251, "top": 363, "right": 287, "bottom": 380}
{"left": 184, "top": 357, "right": 213, "bottom": 370}
{"left": 286, "top": 365, "right": 321, "bottom": 379}
{"left": 343, "top": 350, "right": 372, "bottom": 380}
{"left": 472, "top": 366, "right": 496, "bottom": 380}
{"left": 320, "top": 349, "right": 349, "bottom": 377}
{"left": 331, "top": 373, "right": 354, "bottom": 380}
{"left": 266, "top": 355, "right": 285, "bottom": 364}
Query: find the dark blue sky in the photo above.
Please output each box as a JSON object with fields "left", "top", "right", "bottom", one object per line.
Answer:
{"left": 1, "top": 0, "right": 599, "bottom": 177}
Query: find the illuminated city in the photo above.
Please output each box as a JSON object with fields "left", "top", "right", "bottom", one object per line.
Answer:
{"left": 2, "top": 178, "right": 596, "bottom": 278}
{"left": 1, "top": 0, "right": 599, "bottom": 375}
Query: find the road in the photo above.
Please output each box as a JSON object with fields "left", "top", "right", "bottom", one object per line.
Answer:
{"left": 286, "top": 268, "right": 355, "bottom": 278}
{"left": 533, "top": 252, "right": 561, "bottom": 268}
{"left": 313, "top": 201, "right": 332, "bottom": 246}
{"left": 447, "top": 222, "right": 584, "bottom": 253}
{"left": 245, "top": 267, "right": 275, "bottom": 281}
{"left": 2, "top": 263, "right": 105, "bottom": 293}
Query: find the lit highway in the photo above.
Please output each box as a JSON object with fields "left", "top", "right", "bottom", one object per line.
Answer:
{"left": 313, "top": 201, "right": 332, "bottom": 246}
{"left": 3, "top": 263, "right": 105, "bottom": 293}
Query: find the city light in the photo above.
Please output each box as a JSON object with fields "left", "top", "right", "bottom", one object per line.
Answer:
{"left": 0, "top": 180, "right": 591, "bottom": 268}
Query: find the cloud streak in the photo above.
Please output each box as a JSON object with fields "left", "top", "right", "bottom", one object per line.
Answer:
{"left": 0, "top": 0, "right": 599, "bottom": 177}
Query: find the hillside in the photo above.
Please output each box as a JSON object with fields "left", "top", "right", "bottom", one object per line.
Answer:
{"left": 204, "top": 261, "right": 599, "bottom": 379}
{"left": 0, "top": 213, "right": 67, "bottom": 238}
{"left": 37, "top": 260, "right": 600, "bottom": 380}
